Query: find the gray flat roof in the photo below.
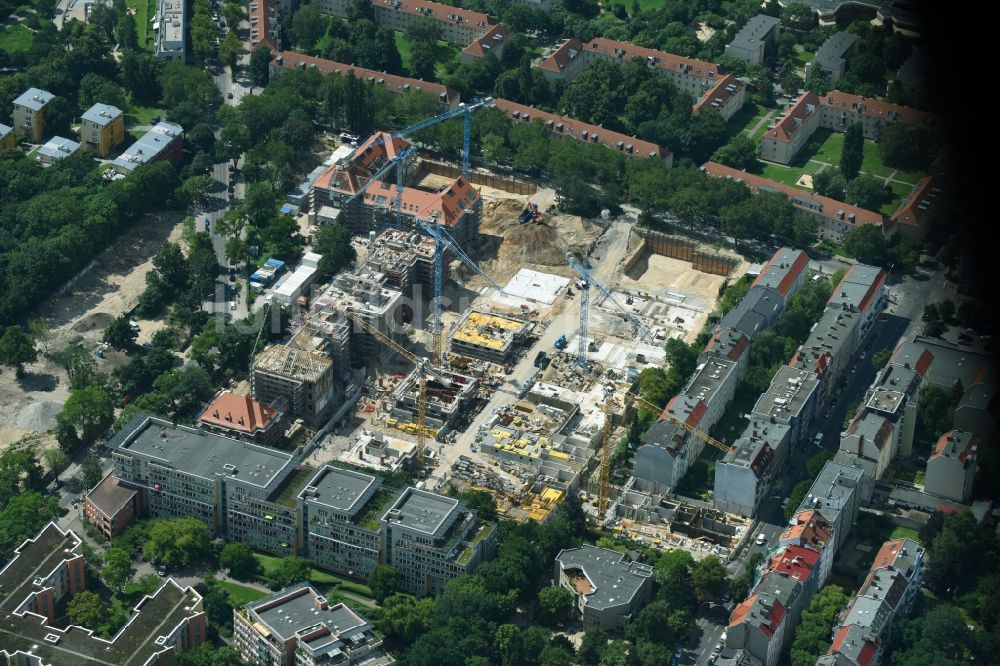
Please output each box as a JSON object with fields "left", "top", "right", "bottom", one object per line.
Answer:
{"left": 728, "top": 14, "right": 780, "bottom": 50}
{"left": 382, "top": 487, "right": 459, "bottom": 537}
{"left": 115, "top": 415, "right": 294, "bottom": 489}
{"left": 251, "top": 584, "right": 365, "bottom": 642}
{"left": 754, "top": 247, "right": 808, "bottom": 294}
{"left": 753, "top": 364, "right": 818, "bottom": 422}
{"left": 112, "top": 121, "right": 183, "bottom": 171}
{"left": 724, "top": 418, "right": 789, "bottom": 471}
{"left": 794, "top": 308, "right": 860, "bottom": 367}
{"left": 828, "top": 264, "right": 883, "bottom": 312}
{"left": 0, "top": 123, "right": 12, "bottom": 137}
{"left": 300, "top": 465, "right": 380, "bottom": 517}
{"left": 37, "top": 136, "right": 81, "bottom": 159}
{"left": 81, "top": 102, "right": 124, "bottom": 126}
{"left": 756, "top": 570, "right": 802, "bottom": 611}
{"left": 556, "top": 545, "right": 653, "bottom": 611}
{"left": 799, "top": 460, "right": 863, "bottom": 520}
{"left": 719, "top": 285, "right": 784, "bottom": 338}
{"left": 85, "top": 473, "right": 137, "bottom": 517}
{"left": 911, "top": 336, "right": 997, "bottom": 391}
{"left": 13, "top": 87, "right": 53, "bottom": 111}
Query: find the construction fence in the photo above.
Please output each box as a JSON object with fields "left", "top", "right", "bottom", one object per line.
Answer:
{"left": 624, "top": 228, "right": 741, "bottom": 278}
{"left": 414, "top": 159, "right": 538, "bottom": 195}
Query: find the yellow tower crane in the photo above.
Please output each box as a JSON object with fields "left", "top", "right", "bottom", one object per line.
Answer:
{"left": 337, "top": 307, "right": 452, "bottom": 469}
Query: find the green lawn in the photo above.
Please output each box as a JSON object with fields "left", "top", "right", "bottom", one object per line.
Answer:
{"left": 394, "top": 31, "right": 411, "bottom": 69}
{"left": 793, "top": 47, "right": 814, "bottom": 66}
{"left": 890, "top": 526, "right": 921, "bottom": 544}
{"left": 216, "top": 580, "right": 267, "bottom": 606}
{"left": 253, "top": 552, "right": 374, "bottom": 598}
{"left": 126, "top": 0, "right": 157, "bottom": 51}
{"left": 0, "top": 23, "right": 34, "bottom": 52}
{"left": 393, "top": 32, "right": 459, "bottom": 81}
{"left": 882, "top": 180, "right": 915, "bottom": 215}
{"left": 605, "top": 0, "right": 669, "bottom": 12}
{"left": 725, "top": 102, "right": 769, "bottom": 142}
{"left": 125, "top": 105, "right": 166, "bottom": 128}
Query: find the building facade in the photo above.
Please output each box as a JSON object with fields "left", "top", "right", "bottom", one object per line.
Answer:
{"left": 315, "top": 0, "right": 493, "bottom": 45}
{"left": 156, "top": 0, "right": 186, "bottom": 60}
{"left": 554, "top": 545, "right": 654, "bottom": 632}
{"left": 84, "top": 472, "right": 142, "bottom": 539}
{"left": 111, "top": 121, "right": 184, "bottom": 174}
{"left": 0, "top": 122, "right": 16, "bottom": 152}
{"left": 80, "top": 103, "right": 125, "bottom": 157}
{"left": 924, "top": 430, "right": 977, "bottom": 503}
{"left": 725, "top": 14, "right": 780, "bottom": 65}
{"left": 12, "top": 88, "right": 54, "bottom": 142}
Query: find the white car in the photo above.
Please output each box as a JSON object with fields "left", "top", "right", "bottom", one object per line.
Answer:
{"left": 755, "top": 534, "right": 767, "bottom": 547}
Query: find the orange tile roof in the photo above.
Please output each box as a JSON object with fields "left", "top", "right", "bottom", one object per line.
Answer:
{"left": 538, "top": 38, "right": 584, "bottom": 74}
{"left": 931, "top": 430, "right": 978, "bottom": 464}
{"left": 493, "top": 98, "right": 667, "bottom": 159}
{"left": 890, "top": 175, "right": 936, "bottom": 230}
{"left": 728, "top": 596, "right": 754, "bottom": 628}
{"left": 830, "top": 625, "right": 878, "bottom": 666}
{"left": 702, "top": 161, "right": 885, "bottom": 231}
{"left": 780, "top": 510, "right": 832, "bottom": 549}
{"left": 693, "top": 73, "right": 745, "bottom": 115}
{"left": 823, "top": 91, "right": 938, "bottom": 129}
{"left": 198, "top": 391, "right": 281, "bottom": 435}
{"left": 461, "top": 23, "right": 510, "bottom": 60}
{"left": 249, "top": 0, "right": 278, "bottom": 52}
{"left": 273, "top": 51, "right": 458, "bottom": 106}
{"left": 360, "top": 175, "right": 480, "bottom": 227}
{"left": 372, "top": 0, "right": 491, "bottom": 30}
{"left": 584, "top": 37, "right": 721, "bottom": 80}
{"left": 764, "top": 91, "right": 820, "bottom": 143}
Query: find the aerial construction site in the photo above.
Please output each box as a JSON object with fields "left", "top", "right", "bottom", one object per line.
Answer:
{"left": 251, "top": 100, "right": 754, "bottom": 561}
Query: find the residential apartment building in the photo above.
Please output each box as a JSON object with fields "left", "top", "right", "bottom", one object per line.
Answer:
{"left": 554, "top": 545, "right": 654, "bottom": 632}
{"left": 761, "top": 90, "right": 938, "bottom": 165}
{"left": 725, "top": 589, "right": 793, "bottom": 666}
{"left": 794, "top": 461, "right": 863, "bottom": 552}
{"left": 924, "top": 430, "right": 977, "bottom": 503}
{"left": 714, "top": 418, "right": 790, "bottom": 517}
{"left": 752, "top": 365, "right": 820, "bottom": 446}
{"left": 705, "top": 160, "right": 885, "bottom": 242}
{"left": 84, "top": 472, "right": 141, "bottom": 539}
{"left": 0, "top": 122, "right": 15, "bottom": 152}
{"left": 779, "top": 510, "right": 835, "bottom": 590}
{"left": 249, "top": 0, "right": 279, "bottom": 52}
{"left": 806, "top": 31, "right": 858, "bottom": 83}
{"left": 701, "top": 327, "right": 751, "bottom": 377}
{"left": 863, "top": 339, "right": 931, "bottom": 458}
{"left": 769, "top": 544, "right": 821, "bottom": 599}
{"left": 725, "top": 14, "right": 780, "bottom": 65}
{"left": 460, "top": 22, "right": 511, "bottom": 64}
{"left": 315, "top": 0, "right": 493, "bottom": 46}
{"left": 36, "top": 136, "right": 82, "bottom": 164}
{"left": 111, "top": 121, "right": 184, "bottom": 174}
{"left": 492, "top": 98, "right": 671, "bottom": 162}
{"left": 108, "top": 413, "right": 297, "bottom": 536}
{"left": 752, "top": 247, "right": 811, "bottom": 306}
{"left": 717, "top": 285, "right": 785, "bottom": 339}
{"left": 380, "top": 486, "right": 498, "bottom": 595}
{"left": 838, "top": 411, "right": 896, "bottom": 480}
{"left": 80, "top": 102, "right": 125, "bottom": 157}
{"left": 197, "top": 390, "right": 287, "bottom": 446}
{"left": 12, "top": 87, "right": 54, "bottom": 142}
{"left": 311, "top": 132, "right": 481, "bottom": 243}
{"left": 0, "top": 522, "right": 206, "bottom": 665}
{"left": 539, "top": 37, "right": 745, "bottom": 121}
{"left": 298, "top": 465, "right": 388, "bottom": 580}
{"left": 887, "top": 175, "right": 940, "bottom": 239}
{"left": 234, "top": 584, "right": 394, "bottom": 665}
{"left": 271, "top": 51, "right": 460, "bottom": 109}
{"left": 156, "top": 0, "right": 186, "bottom": 61}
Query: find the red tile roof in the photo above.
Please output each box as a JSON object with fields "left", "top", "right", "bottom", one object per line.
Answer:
{"left": 373, "top": 0, "right": 492, "bottom": 30}
{"left": 768, "top": 544, "right": 820, "bottom": 583}
{"left": 249, "top": 0, "right": 278, "bottom": 52}
{"left": 890, "top": 175, "right": 937, "bottom": 231}
{"left": 583, "top": 37, "right": 721, "bottom": 80}
{"left": 538, "top": 38, "right": 584, "bottom": 74}
{"left": 461, "top": 23, "right": 510, "bottom": 60}
{"left": 823, "top": 91, "right": 938, "bottom": 130}
{"left": 764, "top": 91, "right": 820, "bottom": 143}
{"left": 930, "top": 430, "right": 978, "bottom": 464}
{"left": 313, "top": 131, "right": 412, "bottom": 194}
{"left": 692, "top": 74, "right": 745, "bottom": 115}
{"left": 273, "top": 51, "right": 458, "bottom": 106}
{"left": 493, "top": 98, "right": 668, "bottom": 159}
{"left": 780, "top": 510, "right": 832, "bottom": 549}
{"left": 870, "top": 538, "right": 908, "bottom": 571}
{"left": 702, "top": 161, "right": 885, "bottom": 232}
{"left": 198, "top": 391, "right": 281, "bottom": 435}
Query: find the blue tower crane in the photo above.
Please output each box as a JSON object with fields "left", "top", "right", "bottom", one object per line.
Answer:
{"left": 566, "top": 253, "right": 653, "bottom": 367}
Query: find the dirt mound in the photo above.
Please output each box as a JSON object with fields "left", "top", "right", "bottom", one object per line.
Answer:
{"left": 479, "top": 200, "right": 602, "bottom": 278}
{"left": 13, "top": 400, "right": 63, "bottom": 432}
{"left": 72, "top": 311, "right": 114, "bottom": 333}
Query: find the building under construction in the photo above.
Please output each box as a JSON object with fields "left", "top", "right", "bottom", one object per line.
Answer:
{"left": 362, "top": 228, "right": 437, "bottom": 292}
{"left": 251, "top": 334, "right": 337, "bottom": 426}
{"left": 449, "top": 309, "right": 531, "bottom": 363}
{"left": 316, "top": 269, "right": 404, "bottom": 361}
{"left": 310, "top": 132, "right": 482, "bottom": 245}
{"left": 389, "top": 367, "right": 478, "bottom": 433}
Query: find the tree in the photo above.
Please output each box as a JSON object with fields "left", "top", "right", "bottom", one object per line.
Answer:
{"left": 219, "top": 31, "right": 244, "bottom": 79}
{"left": 693, "top": 555, "right": 728, "bottom": 603}
{"left": 369, "top": 565, "right": 399, "bottom": 604}
{"left": 249, "top": 45, "right": 272, "bottom": 87}
{"left": 0, "top": 326, "right": 38, "bottom": 377}
{"left": 219, "top": 542, "right": 260, "bottom": 580}
{"left": 917, "top": 384, "right": 958, "bottom": 442}
{"left": 598, "top": 640, "right": 632, "bottom": 666}
{"left": 68, "top": 590, "right": 105, "bottom": 628}
{"left": 104, "top": 314, "right": 138, "bottom": 349}
{"left": 789, "top": 585, "right": 849, "bottom": 666}
{"left": 0, "top": 492, "right": 61, "bottom": 559}
{"left": 842, "top": 224, "right": 887, "bottom": 267}
{"left": 28, "top": 319, "right": 51, "bottom": 353}
{"left": 289, "top": 3, "right": 327, "bottom": 49}
{"left": 938, "top": 299, "right": 956, "bottom": 322}
{"left": 872, "top": 348, "right": 891, "bottom": 369}
{"left": 376, "top": 593, "right": 433, "bottom": 648}
{"left": 710, "top": 134, "right": 758, "bottom": 170}
{"left": 878, "top": 122, "right": 934, "bottom": 170}
{"left": 811, "top": 167, "right": 846, "bottom": 200}
{"left": 785, "top": 479, "right": 812, "bottom": 519}
{"left": 178, "top": 175, "right": 215, "bottom": 209}
{"left": 536, "top": 586, "right": 574, "bottom": 626}
{"left": 82, "top": 456, "right": 104, "bottom": 489}
{"left": 840, "top": 122, "right": 863, "bottom": 180}
{"left": 845, "top": 174, "right": 891, "bottom": 211}
{"left": 578, "top": 628, "right": 609, "bottom": 665}
{"left": 143, "top": 517, "right": 212, "bottom": 568}
{"left": 655, "top": 549, "right": 696, "bottom": 612}
{"left": 313, "top": 224, "right": 357, "bottom": 276}
{"left": 410, "top": 45, "right": 438, "bottom": 81}
{"left": 42, "top": 448, "right": 69, "bottom": 475}
{"left": 266, "top": 556, "right": 312, "bottom": 589}
{"left": 102, "top": 547, "right": 135, "bottom": 593}
{"left": 58, "top": 385, "right": 114, "bottom": 445}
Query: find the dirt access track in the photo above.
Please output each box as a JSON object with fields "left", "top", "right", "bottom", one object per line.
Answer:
{"left": 0, "top": 211, "right": 187, "bottom": 449}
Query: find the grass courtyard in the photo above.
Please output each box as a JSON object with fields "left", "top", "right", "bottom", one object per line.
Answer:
{"left": 215, "top": 580, "right": 267, "bottom": 607}
{"left": 253, "top": 552, "right": 375, "bottom": 598}
{"left": 393, "top": 32, "right": 460, "bottom": 81}
{"left": 752, "top": 127, "right": 929, "bottom": 214}
{"left": 125, "top": 0, "right": 157, "bottom": 51}
{"left": 0, "top": 23, "right": 34, "bottom": 52}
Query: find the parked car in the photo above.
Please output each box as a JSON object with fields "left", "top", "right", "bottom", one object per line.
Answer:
{"left": 755, "top": 533, "right": 767, "bottom": 547}
{"left": 157, "top": 564, "right": 167, "bottom": 576}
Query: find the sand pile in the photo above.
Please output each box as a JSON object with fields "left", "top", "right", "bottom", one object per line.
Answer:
{"left": 13, "top": 400, "right": 63, "bottom": 431}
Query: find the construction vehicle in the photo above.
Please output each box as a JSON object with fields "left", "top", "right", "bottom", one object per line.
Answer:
{"left": 518, "top": 202, "right": 544, "bottom": 225}
{"left": 336, "top": 307, "right": 452, "bottom": 469}
{"left": 553, "top": 335, "right": 568, "bottom": 350}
